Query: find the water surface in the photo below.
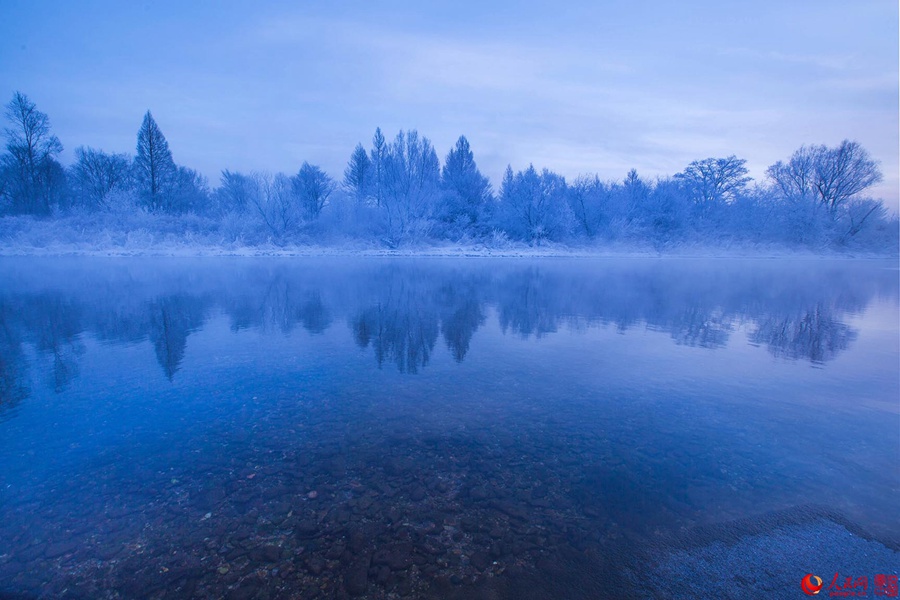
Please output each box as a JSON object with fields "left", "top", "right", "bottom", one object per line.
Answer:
{"left": 0, "top": 257, "right": 897, "bottom": 599}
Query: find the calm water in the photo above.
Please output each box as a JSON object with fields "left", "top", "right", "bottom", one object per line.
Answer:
{"left": 0, "top": 257, "right": 897, "bottom": 599}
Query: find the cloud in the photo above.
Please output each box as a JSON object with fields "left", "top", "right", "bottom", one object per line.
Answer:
{"left": 721, "top": 47, "right": 856, "bottom": 71}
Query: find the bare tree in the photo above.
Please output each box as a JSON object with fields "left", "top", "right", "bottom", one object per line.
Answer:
{"left": 767, "top": 140, "right": 882, "bottom": 214}
{"left": 248, "top": 172, "right": 299, "bottom": 239}
{"left": 2, "top": 91, "right": 64, "bottom": 214}
{"left": 674, "top": 155, "right": 751, "bottom": 205}
{"left": 170, "top": 165, "right": 210, "bottom": 214}
{"left": 293, "top": 162, "right": 335, "bottom": 220}
{"left": 216, "top": 170, "right": 255, "bottom": 214}
{"left": 0, "top": 167, "right": 9, "bottom": 210}
{"left": 70, "top": 147, "right": 131, "bottom": 209}
{"left": 840, "top": 198, "right": 886, "bottom": 242}
{"left": 813, "top": 141, "right": 882, "bottom": 214}
{"left": 766, "top": 146, "right": 816, "bottom": 200}
{"left": 567, "top": 175, "right": 613, "bottom": 239}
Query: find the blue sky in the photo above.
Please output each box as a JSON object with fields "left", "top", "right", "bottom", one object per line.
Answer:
{"left": 1, "top": 0, "right": 897, "bottom": 206}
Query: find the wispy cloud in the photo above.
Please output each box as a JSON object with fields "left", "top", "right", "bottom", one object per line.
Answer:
{"left": 721, "top": 47, "right": 857, "bottom": 71}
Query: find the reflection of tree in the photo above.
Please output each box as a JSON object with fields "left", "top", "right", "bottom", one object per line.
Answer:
{"left": 87, "top": 298, "right": 153, "bottom": 344}
{"left": 441, "top": 298, "right": 484, "bottom": 362}
{"left": 11, "top": 295, "right": 85, "bottom": 393}
{"left": 496, "top": 269, "right": 560, "bottom": 338}
{"left": 351, "top": 271, "right": 488, "bottom": 371}
{"left": 0, "top": 294, "right": 86, "bottom": 399}
{"left": 0, "top": 258, "right": 893, "bottom": 402}
{"left": 665, "top": 307, "right": 732, "bottom": 349}
{"left": 352, "top": 300, "right": 438, "bottom": 374}
{"left": 35, "top": 297, "right": 85, "bottom": 392}
{"left": 229, "top": 277, "right": 296, "bottom": 334}
{"left": 351, "top": 275, "right": 440, "bottom": 373}
{"left": 149, "top": 296, "right": 207, "bottom": 380}
{"left": 491, "top": 264, "right": 880, "bottom": 365}
{"left": 0, "top": 303, "right": 29, "bottom": 410}
{"left": 296, "top": 293, "right": 331, "bottom": 334}
{"left": 438, "top": 281, "right": 485, "bottom": 362}
{"left": 749, "top": 305, "right": 858, "bottom": 363}
{"left": 226, "top": 278, "right": 332, "bottom": 335}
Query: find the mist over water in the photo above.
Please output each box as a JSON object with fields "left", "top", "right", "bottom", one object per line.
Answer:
{"left": 0, "top": 257, "right": 897, "bottom": 598}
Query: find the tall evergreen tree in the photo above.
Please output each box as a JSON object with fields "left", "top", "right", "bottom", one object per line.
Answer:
{"left": 343, "top": 143, "right": 372, "bottom": 204}
{"left": 134, "top": 110, "right": 176, "bottom": 211}
{"left": 440, "top": 135, "right": 491, "bottom": 229}
{"left": 370, "top": 127, "right": 387, "bottom": 208}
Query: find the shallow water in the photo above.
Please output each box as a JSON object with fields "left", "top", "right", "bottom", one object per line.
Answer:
{"left": 0, "top": 257, "right": 897, "bottom": 599}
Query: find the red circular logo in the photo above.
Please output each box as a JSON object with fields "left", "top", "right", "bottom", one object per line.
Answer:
{"left": 802, "top": 574, "right": 824, "bottom": 595}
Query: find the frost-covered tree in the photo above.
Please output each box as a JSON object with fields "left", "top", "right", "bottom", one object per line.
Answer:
{"left": 569, "top": 176, "right": 641, "bottom": 241}
{"left": 767, "top": 140, "right": 882, "bottom": 215}
{"left": 69, "top": 147, "right": 131, "bottom": 209}
{"left": 606, "top": 173, "right": 691, "bottom": 243}
{"left": 134, "top": 110, "right": 177, "bottom": 212}
{"left": 624, "top": 169, "right": 649, "bottom": 206}
{"left": 171, "top": 166, "right": 210, "bottom": 214}
{"left": 638, "top": 178, "right": 691, "bottom": 242}
{"left": 380, "top": 129, "right": 441, "bottom": 244}
{"left": 767, "top": 148, "right": 816, "bottom": 202}
{"left": 343, "top": 144, "right": 371, "bottom": 205}
{"left": 2, "top": 92, "right": 65, "bottom": 215}
{"left": 496, "top": 165, "right": 571, "bottom": 244}
{"left": 838, "top": 198, "right": 886, "bottom": 243}
{"left": 370, "top": 128, "right": 387, "bottom": 208}
{"left": 568, "top": 176, "right": 614, "bottom": 240}
{"left": 674, "top": 155, "right": 751, "bottom": 206}
{"left": 248, "top": 172, "right": 300, "bottom": 239}
{"left": 293, "top": 162, "right": 335, "bottom": 220}
{"left": 216, "top": 170, "right": 255, "bottom": 214}
{"left": 439, "top": 135, "right": 491, "bottom": 236}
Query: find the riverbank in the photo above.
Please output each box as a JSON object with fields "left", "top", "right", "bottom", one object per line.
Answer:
{"left": 1, "top": 214, "right": 895, "bottom": 258}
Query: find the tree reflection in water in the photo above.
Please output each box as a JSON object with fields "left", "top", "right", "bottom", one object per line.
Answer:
{"left": 750, "top": 304, "right": 858, "bottom": 364}
{"left": 0, "top": 258, "right": 894, "bottom": 406}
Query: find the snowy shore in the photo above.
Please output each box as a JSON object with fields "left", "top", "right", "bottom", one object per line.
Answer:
{"left": 1, "top": 239, "right": 896, "bottom": 259}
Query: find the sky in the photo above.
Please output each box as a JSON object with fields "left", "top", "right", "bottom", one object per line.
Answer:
{"left": 1, "top": 0, "right": 897, "bottom": 207}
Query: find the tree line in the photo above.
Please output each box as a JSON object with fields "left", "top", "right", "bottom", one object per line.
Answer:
{"left": 1, "top": 91, "right": 895, "bottom": 250}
